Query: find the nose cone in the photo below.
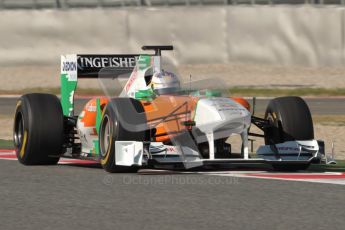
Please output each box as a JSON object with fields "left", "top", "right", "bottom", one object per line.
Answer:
{"left": 194, "top": 97, "right": 251, "bottom": 134}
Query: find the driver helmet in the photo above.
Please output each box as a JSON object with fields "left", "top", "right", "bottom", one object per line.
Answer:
{"left": 150, "top": 70, "right": 180, "bottom": 95}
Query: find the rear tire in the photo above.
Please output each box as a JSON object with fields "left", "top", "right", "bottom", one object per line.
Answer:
{"left": 99, "top": 98, "right": 148, "bottom": 173}
{"left": 14, "top": 93, "right": 64, "bottom": 165}
{"left": 264, "top": 96, "right": 314, "bottom": 171}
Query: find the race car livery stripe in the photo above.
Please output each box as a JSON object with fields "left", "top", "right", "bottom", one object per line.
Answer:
{"left": 95, "top": 98, "right": 102, "bottom": 134}
{"left": 138, "top": 55, "right": 151, "bottom": 70}
{"left": 19, "top": 130, "right": 27, "bottom": 158}
{"left": 61, "top": 73, "right": 77, "bottom": 116}
{"left": 16, "top": 100, "right": 21, "bottom": 110}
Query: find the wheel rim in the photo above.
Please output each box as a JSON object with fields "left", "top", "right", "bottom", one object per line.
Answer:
{"left": 14, "top": 112, "right": 24, "bottom": 149}
{"left": 100, "top": 115, "right": 111, "bottom": 157}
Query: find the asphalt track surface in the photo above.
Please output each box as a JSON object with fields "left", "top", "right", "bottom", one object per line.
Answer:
{"left": 1, "top": 97, "right": 345, "bottom": 230}
{"left": 1, "top": 156, "right": 345, "bottom": 230}
{"left": 1, "top": 97, "right": 345, "bottom": 116}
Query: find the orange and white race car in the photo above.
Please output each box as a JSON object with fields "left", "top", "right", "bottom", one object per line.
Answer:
{"left": 13, "top": 46, "right": 323, "bottom": 172}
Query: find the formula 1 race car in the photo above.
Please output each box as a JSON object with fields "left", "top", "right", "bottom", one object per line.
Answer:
{"left": 13, "top": 46, "right": 324, "bottom": 172}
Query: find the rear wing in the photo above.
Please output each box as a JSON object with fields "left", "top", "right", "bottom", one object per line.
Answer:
{"left": 60, "top": 54, "right": 140, "bottom": 116}
{"left": 60, "top": 46, "right": 174, "bottom": 116}
{"left": 61, "top": 54, "right": 140, "bottom": 78}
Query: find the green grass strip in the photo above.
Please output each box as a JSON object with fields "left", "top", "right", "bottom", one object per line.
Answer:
{"left": 0, "top": 139, "right": 13, "bottom": 149}
{"left": 229, "top": 87, "right": 345, "bottom": 97}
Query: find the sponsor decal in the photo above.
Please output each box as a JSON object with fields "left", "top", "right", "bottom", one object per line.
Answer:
{"left": 78, "top": 56, "right": 139, "bottom": 69}
{"left": 277, "top": 147, "right": 300, "bottom": 152}
{"left": 62, "top": 61, "right": 77, "bottom": 72}
{"left": 86, "top": 105, "right": 97, "bottom": 112}
{"left": 73, "top": 54, "right": 141, "bottom": 78}
{"left": 210, "top": 98, "right": 248, "bottom": 113}
{"left": 61, "top": 54, "right": 147, "bottom": 78}
{"left": 125, "top": 70, "right": 138, "bottom": 92}
{"left": 166, "top": 146, "right": 177, "bottom": 152}
{"left": 61, "top": 55, "right": 78, "bottom": 82}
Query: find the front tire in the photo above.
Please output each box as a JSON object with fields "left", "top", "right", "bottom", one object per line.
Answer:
{"left": 99, "top": 98, "right": 148, "bottom": 173}
{"left": 264, "top": 96, "right": 314, "bottom": 171}
{"left": 264, "top": 96, "right": 314, "bottom": 145}
{"left": 14, "top": 93, "right": 64, "bottom": 165}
